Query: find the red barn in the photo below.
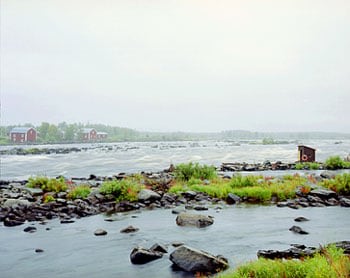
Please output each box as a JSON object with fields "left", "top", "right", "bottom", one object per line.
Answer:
{"left": 10, "top": 127, "right": 37, "bottom": 143}
{"left": 96, "top": 132, "right": 108, "bottom": 140}
{"left": 81, "top": 128, "right": 97, "bottom": 141}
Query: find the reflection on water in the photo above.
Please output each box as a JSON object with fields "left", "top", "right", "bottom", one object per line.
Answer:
{"left": 1, "top": 140, "right": 350, "bottom": 179}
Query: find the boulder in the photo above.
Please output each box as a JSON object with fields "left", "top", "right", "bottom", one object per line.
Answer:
{"left": 23, "top": 226, "right": 37, "bottom": 233}
{"left": 130, "top": 247, "right": 163, "bottom": 264}
{"left": 294, "top": 217, "right": 309, "bottom": 222}
{"left": 289, "top": 225, "right": 309, "bottom": 235}
{"left": 258, "top": 245, "right": 317, "bottom": 259}
{"left": 176, "top": 212, "right": 214, "bottom": 228}
{"left": 94, "top": 229, "right": 107, "bottom": 236}
{"left": 3, "top": 199, "right": 31, "bottom": 208}
{"left": 333, "top": 241, "right": 350, "bottom": 255}
{"left": 226, "top": 193, "right": 241, "bottom": 205}
{"left": 120, "top": 225, "right": 139, "bottom": 233}
{"left": 169, "top": 245, "right": 229, "bottom": 274}
{"left": 150, "top": 243, "right": 168, "bottom": 253}
{"left": 137, "top": 189, "right": 161, "bottom": 202}
{"left": 340, "top": 197, "right": 350, "bottom": 207}
{"left": 309, "top": 189, "right": 337, "bottom": 200}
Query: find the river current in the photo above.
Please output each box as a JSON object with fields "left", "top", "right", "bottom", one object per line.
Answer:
{"left": 0, "top": 140, "right": 349, "bottom": 277}
{"left": 1, "top": 139, "right": 350, "bottom": 180}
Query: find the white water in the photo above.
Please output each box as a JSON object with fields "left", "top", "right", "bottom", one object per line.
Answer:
{"left": 1, "top": 140, "right": 350, "bottom": 180}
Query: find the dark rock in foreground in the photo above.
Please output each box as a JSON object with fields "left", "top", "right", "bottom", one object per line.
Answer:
{"left": 169, "top": 245, "right": 229, "bottom": 274}
{"left": 23, "top": 226, "right": 37, "bottom": 233}
{"left": 176, "top": 212, "right": 214, "bottom": 228}
{"left": 130, "top": 247, "right": 163, "bottom": 264}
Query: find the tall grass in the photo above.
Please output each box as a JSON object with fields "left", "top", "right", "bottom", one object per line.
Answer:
{"left": 217, "top": 246, "right": 350, "bottom": 278}
{"left": 174, "top": 162, "right": 217, "bottom": 181}
{"left": 321, "top": 173, "right": 350, "bottom": 195}
{"left": 100, "top": 178, "right": 144, "bottom": 202}
{"left": 169, "top": 174, "right": 306, "bottom": 202}
{"left": 27, "top": 176, "right": 68, "bottom": 193}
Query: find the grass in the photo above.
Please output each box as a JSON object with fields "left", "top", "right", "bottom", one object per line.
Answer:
{"left": 324, "top": 156, "right": 350, "bottom": 170}
{"left": 100, "top": 178, "right": 144, "bottom": 202}
{"left": 174, "top": 162, "right": 217, "bottom": 181}
{"left": 169, "top": 174, "right": 307, "bottom": 203}
{"left": 27, "top": 176, "right": 68, "bottom": 193}
{"left": 295, "top": 162, "right": 320, "bottom": 170}
{"left": 217, "top": 246, "right": 350, "bottom": 278}
{"left": 321, "top": 173, "right": 350, "bottom": 195}
{"left": 67, "top": 185, "right": 91, "bottom": 199}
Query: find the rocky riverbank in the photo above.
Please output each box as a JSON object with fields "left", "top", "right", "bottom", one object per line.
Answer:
{"left": 1, "top": 169, "right": 350, "bottom": 228}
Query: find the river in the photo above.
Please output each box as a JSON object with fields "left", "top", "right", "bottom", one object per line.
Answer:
{"left": 1, "top": 139, "right": 350, "bottom": 180}
{"left": 1, "top": 140, "right": 350, "bottom": 277}
{"left": 0, "top": 205, "right": 349, "bottom": 278}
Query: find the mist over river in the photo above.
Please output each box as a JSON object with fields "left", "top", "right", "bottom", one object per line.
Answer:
{"left": 1, "top": 139, "right": 350, "bottom": 180}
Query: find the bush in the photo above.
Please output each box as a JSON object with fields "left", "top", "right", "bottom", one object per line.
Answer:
{"left": 174, "top": 162, "right": 217, "bottom": 181}
{"left": 100, "top": 178, "right": 143, "bottom": 202}
{"left": 27, "top": 176, "right": 67, "bottom": 192}
{"left": 229, "top": 174, "right": 260, "bottom": 188}
{"left": 218, "top": 246, "right": 350, "bottom": 278}
{"left": 321, "top": 173, "right": 350, "bottom": 195}
{"left": 295, "top": 162, "right": 320, "bottom": 170}
{"left": 67, "top": 185, "right": 91, "bottom": 199}
{"left": 324, "top": 156, "right": 348, "bottom": 170}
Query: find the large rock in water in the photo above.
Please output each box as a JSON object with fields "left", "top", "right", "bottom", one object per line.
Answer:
{"left": 176, "top": 212, "right": 214, "bottom": 228}
{"left": 169, "top": 245, "right": 229, "bottom": 274}
{"left": 137, "top": 189, "right": 161, "bottom": 202}
{"left": 309, "top": 189, "right": 337, "bottom": 200}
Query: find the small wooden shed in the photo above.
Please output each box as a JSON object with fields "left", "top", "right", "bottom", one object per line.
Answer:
{"left": 298, "top": 145, "right": 316, "bottom": 162}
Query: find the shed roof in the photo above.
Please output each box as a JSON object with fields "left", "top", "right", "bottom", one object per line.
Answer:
{"left": 10, "top": 127, "right": 35, "bottom": 134}
{"left": 298, "top": 145, "right": 316, "bottom": 151}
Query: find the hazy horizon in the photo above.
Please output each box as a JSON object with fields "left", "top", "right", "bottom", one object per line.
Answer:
{"left": 1, "top": 1, "right": 349, "bottom": 133}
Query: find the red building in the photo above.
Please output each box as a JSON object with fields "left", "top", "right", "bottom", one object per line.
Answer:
{"left": 97, "top": 132, "right": 108, "bottom": 140}
{"left": 80, "top": 128, "right": 97, "bottom": 141}
{"left": 10, "top": 127, "right": 37, "bottom": 143}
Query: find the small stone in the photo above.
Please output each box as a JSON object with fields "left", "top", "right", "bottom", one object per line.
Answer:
{"left": 94, "top": 229, "right": 108, "bottom": 236}
{"left": 60, "top": 220, "right": 75, "bottom": 224}
{"left": 35, "top": 249, "right": 44, "bottom": 253}
{"left": 120, "top": 225, "right": 139, "bottom": 233}
{"left": 289, "top": 225, "right": 309, "bottom": 235}
{"left": 150, "top": 243, "right": 168, "bottom": 253}
{"left": 294, "top": 217, "right": 309, "bottom": 222}
{"left": 23, "top": 226, "right": 37, "bottom": 233}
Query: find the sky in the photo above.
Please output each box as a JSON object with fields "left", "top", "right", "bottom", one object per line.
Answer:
{"left": 1, "top": 0, "right": 349, "bottom": 133}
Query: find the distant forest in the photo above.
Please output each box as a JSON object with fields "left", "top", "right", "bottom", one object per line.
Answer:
{"left": 1, "top": 122, "right": 350, "bottom": 144}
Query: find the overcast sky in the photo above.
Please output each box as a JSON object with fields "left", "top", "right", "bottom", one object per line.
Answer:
{"left": 1, "top": 0, "right": 349, "bottom": 132}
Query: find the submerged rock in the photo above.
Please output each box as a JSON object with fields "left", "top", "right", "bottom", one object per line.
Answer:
{"left": 289, "top": 225, "right": 309, "bottom": 235}
{"left": 176, "top": 212, "right": 214, "bottom": 228}
{"left": 23, "top": 226, "right": 37, "bottom": 233}
{"left": 169, "top": 245, "right": 229, "bottom": 274}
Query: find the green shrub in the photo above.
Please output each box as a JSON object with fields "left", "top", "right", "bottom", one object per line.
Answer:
{"left": 100, "top": 178, "right": 143, "bottom": 202}
{"left": 27, "top": 176, "right": 67, "bottom": 192}
{"left": 218, "top": 246, "right": 350, "bottom": 278}
{"left": 229, "top": 174, "right": 260, "bottom": 188}
{"left": 295, "top": 162, "right": 320, "bottom": 170}
{"left": 67, "top": 185, "right": 91, "bottom": 199}
{"left": 174, "top": 162, "right": 217, "bottom": 181}
{"left": 321, "top": 173, "right": 350, "bottom": 195}
{"left": 324, "top": 156, "right": 347, "bottom": 170}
